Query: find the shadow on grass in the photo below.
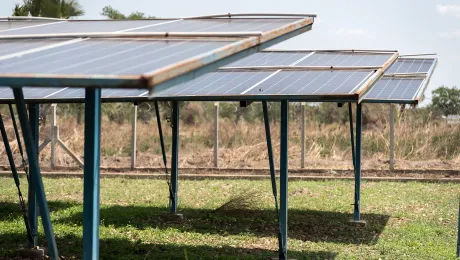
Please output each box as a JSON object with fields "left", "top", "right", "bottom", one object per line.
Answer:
{"left": 0, "top": 232, "right": 337, "bottom": 260}
{"left": 0, "top": 201, "right": 75, "bottom": 219}
{"left": 58, "top": 205, "right": 389, "bottom": 245}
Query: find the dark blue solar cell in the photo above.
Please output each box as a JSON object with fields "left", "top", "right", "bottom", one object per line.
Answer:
{"left": 385, "top": 59, "right": 436, "bottom": 74}
{"left": 225, "top": 52, "right": 312, "bottom": 67}
{"left": 155, "top": 71, "right": 274, "bottom": 96}
{"left": 0, "top": 21, "right": 54, "bottom": 32}
{"left": 0, "top": 20, "right": 177, "bottom": 35}
{"left": 363, "top": 78, "right": 424, "bottom": 101}
{"left": 130, "top": 18, "right": 300, "bottom": 33}
{"left": 0, "top": 39, "right": 233, "bottom": 75}
{"left": 247, "top": 70, "right": 372, "bottom": 95}
{"left": 0, "top": 86, "right": 149, "bottom": 102}
{"left": 102, "top": 89, "right": 148, "bottom": 98}
{"left": 153, "top": 70, "right": 372, "bottom": 97}
{"left": 296, "top": 52, "right": 393, "bottom": 67}
{"left": 0, "top": 39, "right": 65, "bottom": 57}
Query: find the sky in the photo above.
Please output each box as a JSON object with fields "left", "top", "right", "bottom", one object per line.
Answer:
{"left": 1, "top": 0, "right": 459, "bottom": 106}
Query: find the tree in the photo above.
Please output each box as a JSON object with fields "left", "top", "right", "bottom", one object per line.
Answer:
{"left": 101, "top": 6, "right": 155, "bottom": 19}
{"left": 12, "top": 0, "right": 84, "bottom": 18}
{"left": 432, "top": 86, "right": 460, "bottom": 125}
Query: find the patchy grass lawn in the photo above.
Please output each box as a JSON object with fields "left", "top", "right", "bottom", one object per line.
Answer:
{"left": 0, "top": 177, "right": 459, "bottom": 259}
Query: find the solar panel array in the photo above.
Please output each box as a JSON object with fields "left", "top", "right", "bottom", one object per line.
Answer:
{"left": 0, "top": 19, "right": 300, "bottom": 35}
{"left": 362, "top": 57, "right": 437, "bottom": 103}
{"left": 0, "top": 39, "right": 234, "bottom": 75}
{"left": 224, "top": 51, "right": 394, "bottom": 67}
{"left": 151, "top": 50, "right": 397, "bottom": 101}
{"left": 0, "top": 15, "right": 314, "bottom": 91}
{"left": 0, "top": 16, "right": 437, "bottom": 104}
{"left": 155, "top": 70, "right": 372, "bottom": 98}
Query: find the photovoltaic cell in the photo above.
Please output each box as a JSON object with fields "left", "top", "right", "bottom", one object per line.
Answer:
{"left": 296, "top": 52, "right": 393, "bottom": 67}
{"left": 129, "top": 19, "right": 300, "bottom": 33}
{"left": 225, "top": 52, "right": 312, "bottom": 67}
{"left": 0, "top": 21, "right": 54, "bottom": 32}
{"left": 385, "top": 58, "right": 435, "bottom": 74}
{"left": 0, "top": 39, "right": 65, "bottom": 57}
{"left": 155, "top": 71, "right": 274, "bottom": 96}
{"left": 154, "top": 70, "right": 372, "bottom": 97}
{"left": 0, "top": 20, "right": 177, "bottom": 35}
{"left": 248, "top": 70, "right": 372, "bottom": 95}
{"left": 0, "top": 39, "right": 234, "bottom": 75}
{"left": 0, "top": 19, "right": 302, "bottom": 36}
{"left": 363, "top": 78, "right": 424, "bottom": 101}
{"left": 0, "top": 86, "right": 148, "bottom": 102}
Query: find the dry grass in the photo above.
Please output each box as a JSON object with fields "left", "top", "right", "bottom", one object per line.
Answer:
{"left": 0, "top": 104, "right": 459, "bottom": 170}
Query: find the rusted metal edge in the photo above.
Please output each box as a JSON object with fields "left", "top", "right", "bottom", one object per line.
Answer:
{"left": 356, "top": 51, "right": 399, "bottom": 103}
{"left": 398, "top": 53, "right": 437, "bottom": 57}
{"left": 2, "top": 73, "right": 143, "bottom": 89}
{"left": 219, "top": 65, "right": 383, "bottom": 71}
{"left": 150, "top": 93, "right": 358, "bottom": 102}
{"left": 382, "top": 73, "right": 427, "bottom": 78}
{"left": 0, "top": 32, "right": 264, "bottom": 40}
{"left": 264, "top": 49, "right": 398, "bottom": 54}
{"left": 146, "top": 17, "right": 314, "bottom": 88}
{"left": 0, "top": 16, "right": 67, "bottom": 21}
{"left": 184, "top": 13, "right": 317, "bottom": 19}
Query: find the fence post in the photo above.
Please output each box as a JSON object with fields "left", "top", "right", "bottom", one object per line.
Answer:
{"left": 389, "top": 104, "right": 395, "bottom": 171}
{"left": 214, "top": 102, "right": 219, "bottom": 168}
{"left": 131, "top": 103, "right": 138, "bottom": 170}
{"left": 301, "top": 102, "right": 305, "bottom": 168}
{"left": 50, "top": 104, "right": 57, "bottom": 169}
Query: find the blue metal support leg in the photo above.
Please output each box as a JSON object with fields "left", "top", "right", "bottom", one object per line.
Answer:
{"left": 0, "top": 112, "right": 34, "bottom": 246}
{"left": 170, "top": 101, "right": 179, "bottom": 213}
{"left": 279, "top": 100, "right": 289, "bottom": 259}
{"left": 354, "top": 103, "right": 363, "bottom": 221}
{"left": 12, "top": 89, "right": 58, "bottom": 259}
{"left": 28, "top": 104, "right": 39, "bottom": 247}
{"left": 348, "top": 103, "right": 356, "bottom": 170}
{"left": 155, "top": 102, "right": 168, "bottom": 173}
{"left": 262, "top": 101, "right": 285, "bottom": 256}
{"left": 83, "top": 88, "right": 102, "bottom": 260}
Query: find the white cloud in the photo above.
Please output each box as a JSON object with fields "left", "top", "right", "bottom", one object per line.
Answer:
{"left": 440, "top": 29, "right": 460, "bottom": 38}
{"left": 334, "top": 28, "right": 369, "bottom": 36}
{"left": 436, "top": 4, "right": 460, "bottom": 18}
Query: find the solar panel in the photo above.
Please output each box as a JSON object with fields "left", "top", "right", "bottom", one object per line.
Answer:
{"left": 156, "top": 71, "right": 274, "bottom": 96}
{"left": 0, "top": 16, "right": 314, "bottom": 90}
{"left": 0, "top": 20, "right": 177, "bottom": 35}
{"left": 295, "top": 52, "right": 394, "bottom": 67}
{"left": 385, "top": 58, "right": 436, "bottom": 74}
{"left": 0, "top": 86, "right": 148, "bottom": 102}
{"left": 130, "top": 18, "right": 300, "bottom": 33}
{"left": 0, "top": 19, "right": 301, "bottom": 35}
{"left": 362, "top": 78, "right": 425, "bottom": 102}
{"left": 0, "top": 39, "right": 234, "bottom": 75}
{"left": 251, "top": 70, "right": 372, "bottom": 95}
{"left": 0, "top": 39, "right": 66, "bottom": 57}
{"left": 223, "top": 51, "right": 394, "bottom": 68}
{"left": 153, "top": 70, "right": 373, "bottom": 99}
{"left": 0, "top": 21, "right": 54, "bottom": 32}
{"left": 225, "top": 52, "right": 312, "bottom": 67}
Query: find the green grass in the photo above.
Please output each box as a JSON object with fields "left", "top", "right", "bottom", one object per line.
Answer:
{"left": 0, "top": 177, "right": 459, "bottom": 259}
